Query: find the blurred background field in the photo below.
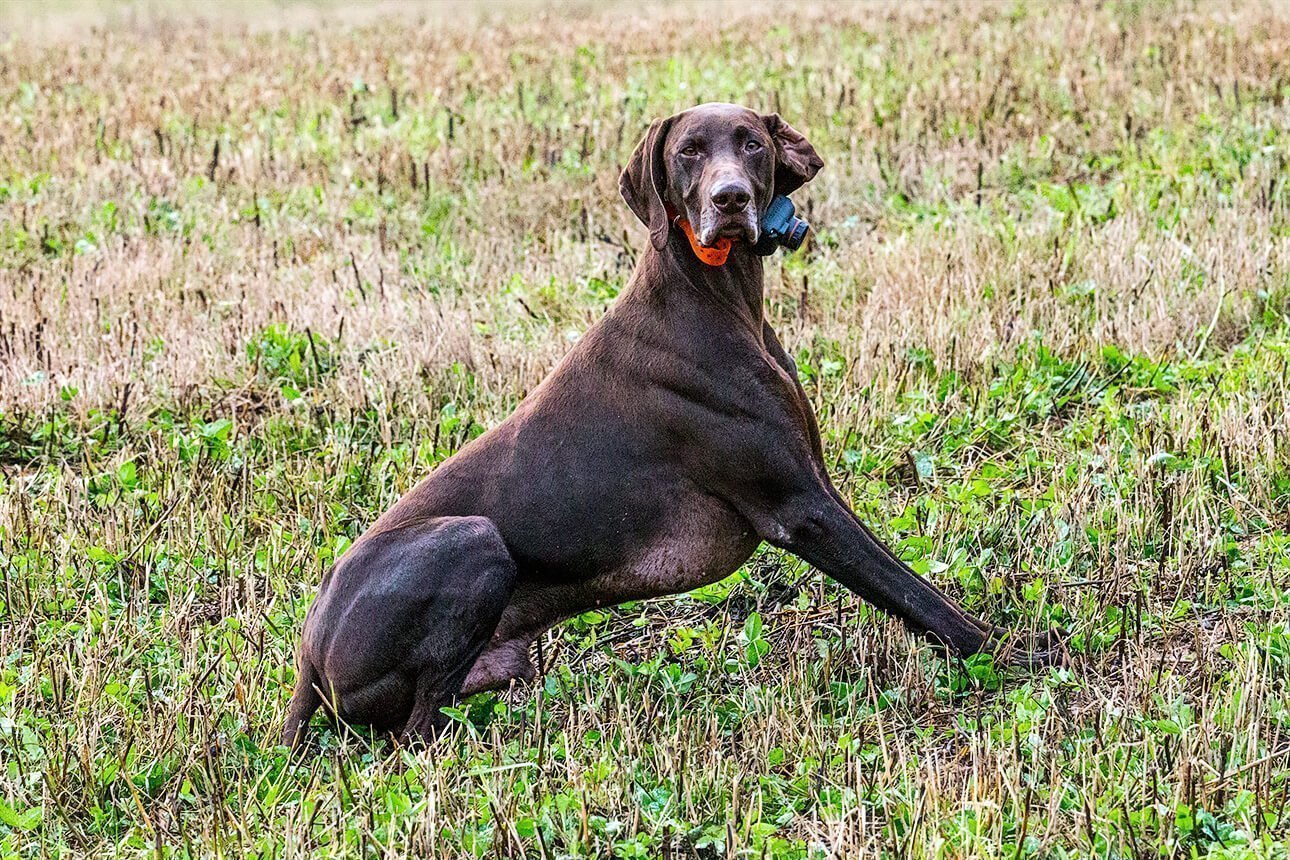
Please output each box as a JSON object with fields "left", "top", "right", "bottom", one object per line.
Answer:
{"left": 1, "top": 1, "right": 1288, "bottom": 856}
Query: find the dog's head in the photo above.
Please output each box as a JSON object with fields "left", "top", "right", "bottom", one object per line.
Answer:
{"left": 620, "top": 103, "right": 823, "bottom": 252}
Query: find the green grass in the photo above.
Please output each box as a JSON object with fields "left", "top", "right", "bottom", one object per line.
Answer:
{"left": 1, "top": 1, "right": 1289, "bottom": 856}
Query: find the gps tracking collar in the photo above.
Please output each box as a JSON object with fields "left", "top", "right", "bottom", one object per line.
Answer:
{"left": 668, "top": 195, "right": 811, "bottom": 267}
{"left": 752, "top": 195, "right": 810, "bottom": 256}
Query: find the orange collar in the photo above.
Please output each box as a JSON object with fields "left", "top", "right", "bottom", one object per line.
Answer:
{"left": 667, "top": 206, "right": 732, "bottom": 266}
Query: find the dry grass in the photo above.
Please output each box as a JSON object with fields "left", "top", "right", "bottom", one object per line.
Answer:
{"left": 1, "top": 1, "right": 1288, "bottom": 856}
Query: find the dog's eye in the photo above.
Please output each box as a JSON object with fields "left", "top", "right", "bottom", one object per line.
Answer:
{"left": 680, "top": 144, "right": 700, "bottom": 158}
{"left": 744, "top": 139, "right": 764, "bottom": 153}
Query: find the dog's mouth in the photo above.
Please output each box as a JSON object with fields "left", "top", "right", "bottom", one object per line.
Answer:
{"left": 696, "top": 208, "right": 759, "bottom": 247}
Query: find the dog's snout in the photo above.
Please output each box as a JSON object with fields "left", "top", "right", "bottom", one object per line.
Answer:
{"left": 710, "top": 181, "right": 752, "bottom": 214}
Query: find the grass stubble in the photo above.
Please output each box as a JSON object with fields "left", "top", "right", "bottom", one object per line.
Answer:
{"left": 0, "top": 1, "right": 1288, "bottom": 856}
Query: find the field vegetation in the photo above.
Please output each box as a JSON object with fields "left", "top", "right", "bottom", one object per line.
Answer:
{"left": 1, "top": 1, "right": 1288, "bottom": 856}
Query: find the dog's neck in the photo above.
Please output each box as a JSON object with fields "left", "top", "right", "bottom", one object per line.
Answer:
{"left": 648, "top": 231, "right": 766, "bottom": 331}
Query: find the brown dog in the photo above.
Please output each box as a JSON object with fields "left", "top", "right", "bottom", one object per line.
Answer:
{"left": 282, "top": 103, "right": 1058, "bottom": 748}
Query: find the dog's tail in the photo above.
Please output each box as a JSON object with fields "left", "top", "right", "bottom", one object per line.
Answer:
{"left": 281, "top": 657, "right": 323, "bottom": 750}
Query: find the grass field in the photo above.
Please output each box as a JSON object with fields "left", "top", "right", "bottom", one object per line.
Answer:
{"left": 2, "top": 1, "right": 1289, "bottom": 856}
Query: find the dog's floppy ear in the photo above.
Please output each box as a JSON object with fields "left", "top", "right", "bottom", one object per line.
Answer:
{"left": 620, "top": 115, "right": 676, "bottom": 251}
{"left": 762, "top": 113, "right": 824, "bottom": 196}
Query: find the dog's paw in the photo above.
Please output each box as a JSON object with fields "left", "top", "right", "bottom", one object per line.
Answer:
{"left": 988, "top": 626, "right": 1070, "bottom": 669}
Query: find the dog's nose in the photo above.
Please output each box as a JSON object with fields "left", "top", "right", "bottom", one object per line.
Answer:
{"left": 710, "top": 182, "right": 752, "bottom": 214}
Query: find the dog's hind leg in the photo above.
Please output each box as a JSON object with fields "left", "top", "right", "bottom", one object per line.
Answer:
{"left": 288, "top": 516, "right": 519, "bottom": 746}
{"left": 399, "top": 639, "right": 498, "bottom": 745}
{"left": 363, "top": 516, "right": 518, "bottom": 746}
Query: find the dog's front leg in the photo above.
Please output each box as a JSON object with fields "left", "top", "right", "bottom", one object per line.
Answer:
{"left": 754, "top": 490, "right": 1060, "bottom": 666}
